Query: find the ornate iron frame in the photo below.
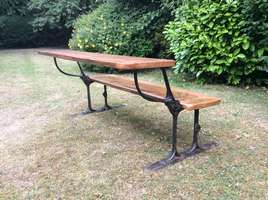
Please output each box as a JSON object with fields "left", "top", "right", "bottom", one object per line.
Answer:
{"left": 53, "top": 57, "right": 216, "bottom": 171}
{"left": 134, "top": 69, "right": 216, "bottom": 171}
{"left": 54, "top": 58, "right": 112, "bottom": 115}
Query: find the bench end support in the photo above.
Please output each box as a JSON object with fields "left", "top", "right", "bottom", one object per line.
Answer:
{"left": 145, "top": 109, "right": 217, "bottom": 171}
{"left": 79, "top": 84, "right": 123, "bottom": 116}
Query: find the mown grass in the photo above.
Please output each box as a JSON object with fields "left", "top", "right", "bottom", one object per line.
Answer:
{"left": 0, "top": 49, "right": 267, "bottom": 200}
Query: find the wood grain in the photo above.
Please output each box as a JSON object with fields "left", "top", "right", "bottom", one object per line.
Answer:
{"left": 38, "top": 49, "right": 176, "bottom": 70}
{"left": 90, "top": 74, "right": 221, "bottom": 111}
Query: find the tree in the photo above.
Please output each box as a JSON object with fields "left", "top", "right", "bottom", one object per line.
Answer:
{"left": 0, "top": 0, "right": 29, "bottom": 15}
{"left": 28, "top": 0, "right": 102, "bottom": 32}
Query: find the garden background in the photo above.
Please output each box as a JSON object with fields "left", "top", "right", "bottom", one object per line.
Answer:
{"left": 1, "top": 0, "right": 267, "bottom": 86}
{"left": 1, "top": 0, "right": 268, "bottom": 199}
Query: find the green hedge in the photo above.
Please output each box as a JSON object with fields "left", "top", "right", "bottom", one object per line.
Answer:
{"left": 0, "top": 0, "right": 101, "bottom": 48}
{"left": 242, "top": 0, "right": 268, "bottom": 75}
{"left": 165, "top": 0, "right": 268, "bottom": 85}
{"left": 28, "top": 0, "right": 101, "bottom": 32}
{"left": 0, "top": 16, "right": 35, "bottom": 48}
{"left": 69, "top": 0, "right": 169, "bottom": 57}
{"left": 1, "top": 0, "right": 266, "bottom": 85}
{"left": 0, "top": 0, "right": 28, "bottom": 15}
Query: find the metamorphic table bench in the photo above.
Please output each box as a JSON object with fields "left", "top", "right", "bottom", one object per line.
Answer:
{"left": 39, "top": 49, "right": 221, "bottom": 171}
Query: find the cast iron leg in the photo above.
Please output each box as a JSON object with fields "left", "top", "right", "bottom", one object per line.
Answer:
{"left": 182, "top": 110, "right": 217, "bottom": 156}
{"left": 81, "top": 83, "right": 96, "bottom": 115}
{"left": 101, "top": 85, "right": 112, "bottom": 111}
{"left": 145, "top": 112, "right": 183, "bottom": 171}
{"left": 145, "top": 110, "right": 217, "bottom": 171}
{"left": 100, "top": 85, "right": 125, "bottom": 111}
{"left": 80, "top": 84, "right": 123, "bottom": 115}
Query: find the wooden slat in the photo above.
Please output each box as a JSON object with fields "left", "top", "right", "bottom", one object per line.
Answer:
{"left": 90, "top": 74, "right": 221, "bottom": 111}
{"left": 38, "top": 49, "right": 176, "bottom": 70}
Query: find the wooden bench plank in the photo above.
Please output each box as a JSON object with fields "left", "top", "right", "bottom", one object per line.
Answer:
{"left": 38, "top": 49, "right": 176, "bottom": 70}
{"left": 90, "top": 74, "right": 221, "bottom": 111}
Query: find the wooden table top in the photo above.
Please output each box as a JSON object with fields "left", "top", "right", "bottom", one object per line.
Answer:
{"left": 38, "top": 49, "right": 176, "bottom": 70}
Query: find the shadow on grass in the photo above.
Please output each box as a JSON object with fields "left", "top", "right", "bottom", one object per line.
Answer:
{"left": 72, "top": 101, "right": 213, "bottom": 149}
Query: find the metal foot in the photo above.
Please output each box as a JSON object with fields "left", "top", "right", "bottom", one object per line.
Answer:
{"left": 80, "top": 109, "right": 97, "bottom": 115}
{"left": 70, "top": 109, "right": 96, "bottom": 117}
{"left": 98, "top": 104, "right": 125, "bottom": 112}
{"left": 101, "top": 105, "right": 113, "bottom": 111}
{"left": 183, "top": 142, "right": 217, "bottom": 156}
{"left": 72, "top": 104, "right": 125, "bottom": 117}
{"left": 144, "top": 150, "right": 183, "bottom": 171}
{"left": 79, "top": 108, "right": 110, "bottom": 116}
{"left": 145, "top": 142, "right": 217, "bottom": 171}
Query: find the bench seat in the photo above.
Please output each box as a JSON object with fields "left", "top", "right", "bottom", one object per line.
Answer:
{"left": 90, "top": 74, "right": 220, "bottom": 111}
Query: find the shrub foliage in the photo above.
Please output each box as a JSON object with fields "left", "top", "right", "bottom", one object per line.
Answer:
{"left": 242, "top": 0, "right": 268, "bottom": 75}
{"left": 69, "top": 0, "right": 170, "bottom": 72}
{"left": 28, "top": 0, "right": 100, "bottom": 32}
{"left": 69, "top": 0, "right": 169, "bottom": 57}
{"left": 0, "top": 0, "right": 267, "bottom": 85}
{"left": 0, "top": 16, "right": 35, "bottom": 48}
{"left": 165, "top": 0, "right": 267, "bottom": 85}
{"left": 0, "top": 0, "right": 28, "bottom": 15}
{"left": 0, "top": 0, "right": 100, "bottom": 48}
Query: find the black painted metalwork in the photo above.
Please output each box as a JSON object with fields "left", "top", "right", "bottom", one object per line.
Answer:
{"left": 145, "top": 109, "right": 217, "bottom": 171}
{"left": 52, "top": 58, "right": 216, "bottom": 170}
{"left": 161, "top": 68, "right": 175, "bottom": 101}
{"left": 133, "top": 68, "right": 216, "bottom": 171}
{"left": 134, "top": 71, "right": 162, "bottom": 102}
{"left": 81, "top": 83, "right": 96, "bottom": 115}
{"left": 133, "top": 68, "right": 186, "bottom": 171}
{"left": 183, "top": 110, "right": 217, "bottom": 156}
{"left": 53, "top": 57, "right": 116, "bottom": 115}
{"left": 77, "top": 61, "right": 86, "bottom": 76}
{"left": 102, "top": 85, "right": 112, "bottom": 110}
{"left": 53, "top": 57, "right": 81, "bottom": 78}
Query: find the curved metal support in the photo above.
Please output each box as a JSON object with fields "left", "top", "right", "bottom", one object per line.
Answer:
{"left": 134, "top": 69, "right": 183, "bottom": 115}
{"left": 53, "top": 58, "right": 122, "bottom": 116}
{"left": 53, "top": 57, "right": 96, "bottom": 115}
{"left": 134, "top": 71, "right": 162, "bottom": 102}
{"left": 160, "top": 68, "right": 183, "bottom": 115}
{"left": 53, "top": 57, "right": 82, "bottom": 78}
{"left": 77, "top": 61, "right": 86, "bottom": 77}
{"left": 161, "top": 68, "right": 175, "bottom": 101}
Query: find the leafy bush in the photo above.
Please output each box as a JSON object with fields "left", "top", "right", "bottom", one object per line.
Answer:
{"left": 0, "top": 15, "right": 68, "bottom": 48}
{"left": 69, "top": 0, "right": 169, "bottom": 58}
{"left": 165, "top": 0, "right": 267, "bottom": 85}
{"left": 242, "top": 0, "right": 268, "bottom": 76}
{"left": 0, "top": 16, "right": 35, "bottom": 48}
{"left": 28, "top": 0, "right": 101, "bottom": 32}
{"left": 160, "top": 0, "right": 188, "bottom": 14}
{"left": 242, "top": 0, "right": 268, "bottom": 49}
{"left": 0, "top": 0, "right": 33, "bottom": 48}
{"left": 114, "top": 0, "right": 186, "bottom": 13}
{"left": 0, "top": 0, "right": 29, "bottom": 15}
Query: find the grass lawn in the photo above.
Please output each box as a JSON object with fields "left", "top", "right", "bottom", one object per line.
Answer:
{"left": 0, "top": 49, "right": 268, "bottom": 200}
